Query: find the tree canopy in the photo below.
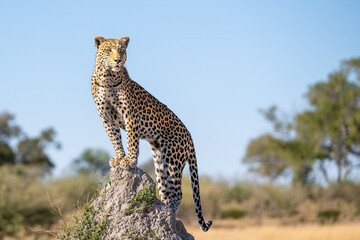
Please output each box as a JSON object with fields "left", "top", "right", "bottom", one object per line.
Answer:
{"left": 0, "top": 112, "right": 59, "bottom": 173}
{"left": 243, "top": 57, "right": 360, "bottom": 185}
{"left": 73, "top": 148, "right": 111, "bottom": 176}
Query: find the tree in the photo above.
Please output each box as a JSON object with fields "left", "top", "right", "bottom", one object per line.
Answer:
{"left": 343, "top": 57, "right": 360, "bottom": 81}
{"left": 243, "top": 107, "right": 314, "bottom": 185}
{"left": 0, "top": 142, "right": 15, "bottom": 165}
{"left": 16, "top": 128, "right": 60, "bottom": 173}
{"left": 0, "top": 112, "right": 21, "bottom": 165}
{"left": 243, "top": 57, "right": 360, "bottom": 185}
{"left": 296, "top": 68, "right": 360, "bottom": 183}
{"left": 243, "top": 134, "right": 289, "bottom": 183}
{"left": 342, "top": 58, "right": 360, "bottom": 163}
{"left": 0, "top": 112, "right": 60, "bottom": 175}
{"left": 73, "top": 148, "right": 111, "bottom": 176}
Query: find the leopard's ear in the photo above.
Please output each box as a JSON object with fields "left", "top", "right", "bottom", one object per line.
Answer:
{"left": 95, "top": 36, "right": 105, "bottom": 49}
{"left": 120, "top": 36, "right": 130, "bottom": 48}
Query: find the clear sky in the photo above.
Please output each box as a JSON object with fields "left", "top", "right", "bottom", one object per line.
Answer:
{"left": 0, "top": 1, "right": 359, "bottom": 179}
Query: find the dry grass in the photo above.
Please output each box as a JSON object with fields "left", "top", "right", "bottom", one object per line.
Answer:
{"left": 187, "top": 222, "right": 360, "bottom": 240}
{"left": 4, "top": 222, "right": 360, "bottom": 240}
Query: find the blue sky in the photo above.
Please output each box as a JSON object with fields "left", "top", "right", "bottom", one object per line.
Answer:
{"left": 0, "top": 1, "right": 359, "bottom": 179}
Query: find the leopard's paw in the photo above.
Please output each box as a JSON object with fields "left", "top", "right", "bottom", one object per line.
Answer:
{"left": 119, "top": 155, "right": 137, "bottom": 169}
{"left": 109, "top": 156, "right": 122, "bottom": 167}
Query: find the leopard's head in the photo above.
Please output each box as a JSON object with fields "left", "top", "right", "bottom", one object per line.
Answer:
{"left": 94, "top": 36, "right": 130, "bottom": 72}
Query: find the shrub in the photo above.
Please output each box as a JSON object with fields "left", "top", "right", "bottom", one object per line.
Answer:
{"left": 123, "top": 184, "right": 156, "bottom": 216}
{"left": 57, "top": 176, "right": 110, "bottom": 240}
{"left": 0, "top": 165, "right": 59, "bottom": 237}
{"left": 0, "top": 165, "right": 98, "bottom": 238}
{"left": 317, "top": 210, "right": 340, "bottom": 224}
{"left": 221, "top": 209, "right": 247, "bottom": 219}
{"left": 225, "top": 183, "right": 252, "bottom": 203}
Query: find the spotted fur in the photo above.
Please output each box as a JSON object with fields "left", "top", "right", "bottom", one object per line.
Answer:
{"left": 91, "top": 36, "right": 212, "bottom": 231}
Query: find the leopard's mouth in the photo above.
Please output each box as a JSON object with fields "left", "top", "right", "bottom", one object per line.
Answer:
{"left": 110, "top": 63, "right": 121, "bottom": 72}
{"left": 111, "top": 65, "right": 121, "bottom": 72}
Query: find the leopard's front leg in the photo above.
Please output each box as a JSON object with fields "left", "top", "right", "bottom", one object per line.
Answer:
{"left": 119, "top": 112, "right": 140, "bottom": 169}
{"left": 97, "top": 108, "right": 126, "bottom": 167}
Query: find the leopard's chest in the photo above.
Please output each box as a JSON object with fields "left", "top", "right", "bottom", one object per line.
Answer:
{"left": 94, "top": 87, "right": 127, "bottom": 127}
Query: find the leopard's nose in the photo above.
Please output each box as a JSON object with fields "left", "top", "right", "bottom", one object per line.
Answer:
{"left": 114, "top": 59, "right": 121, "bottom": 63}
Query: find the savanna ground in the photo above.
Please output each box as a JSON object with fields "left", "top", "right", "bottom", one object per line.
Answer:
{"left": 188, "top": 221, "right": 360, "bottom": 240}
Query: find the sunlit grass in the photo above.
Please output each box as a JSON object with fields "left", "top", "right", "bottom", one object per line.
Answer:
{"left": 187, "top": 222, "right": 360, "bottom": 240}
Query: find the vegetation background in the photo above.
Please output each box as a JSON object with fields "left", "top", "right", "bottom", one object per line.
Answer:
{"left": 1, "top": 1, "right": 360, "bottom": 239}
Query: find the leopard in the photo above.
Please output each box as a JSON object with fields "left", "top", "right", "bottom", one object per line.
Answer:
{"left": 91, "top": 36, "right": 212, "bottom": 232}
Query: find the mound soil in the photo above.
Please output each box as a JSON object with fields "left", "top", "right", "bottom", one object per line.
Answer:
{"left": 93, "top": 166, "right": 194, "bottom": 240}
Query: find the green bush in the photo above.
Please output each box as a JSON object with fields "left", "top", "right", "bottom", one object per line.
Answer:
{"left": 57, "top": 176, "right": 110, "bottom": 240}
{"left": 317, "top": 210, "right": 340, "bottom": 224}
{"left": 221, "top": 209, "right": 246, "bottom": 219}
{"left": 123, "top": 184, "right": 156, "bottom": 216}
{"left": 226, "top": 183, "right": 252, "bottom": 203}
{"left": 57, "top": 202, "right": 108, "bottom": 240}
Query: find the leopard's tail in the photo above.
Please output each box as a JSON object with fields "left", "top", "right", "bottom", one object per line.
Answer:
{"left": 188, "top": 157, "right": 212, "bottom": 232}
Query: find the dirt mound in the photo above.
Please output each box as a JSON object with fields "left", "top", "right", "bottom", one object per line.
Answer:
{"left": 93, "top": 166, "right": 194, "bottom": 240}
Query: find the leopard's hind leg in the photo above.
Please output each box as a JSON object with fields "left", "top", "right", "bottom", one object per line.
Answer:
{"left": 149, "top": 139, "right": 170, "bottom": 205}
{"left": 150, "top": 140, "right": 185, "bottom": 213}
{"left": 163, "top": 141, "right": 186, "bottom": 213}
